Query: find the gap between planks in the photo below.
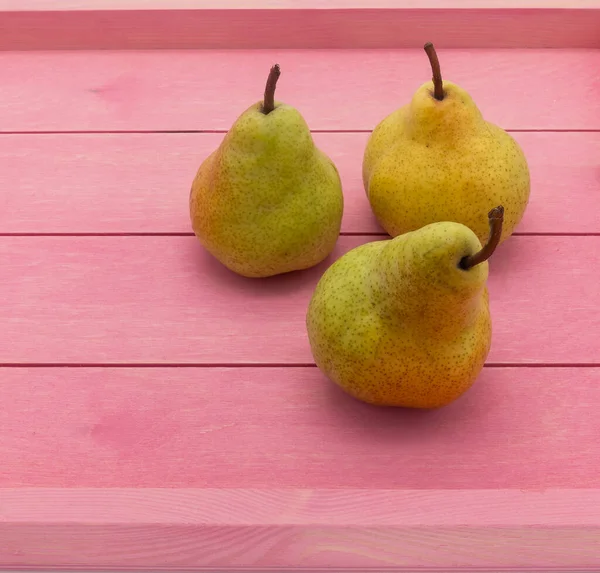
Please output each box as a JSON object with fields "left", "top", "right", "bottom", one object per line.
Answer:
{"left": 1, "top": 363, "right": 600, "bottom": 367}
{"left": 3, "top": 1, "right": 599, "bottom": 10}
{"left": 0, "top": 129, "right": 599, "bottom": 134}
{"left": 0, "top": 232, "right": 598, "bottom": 237}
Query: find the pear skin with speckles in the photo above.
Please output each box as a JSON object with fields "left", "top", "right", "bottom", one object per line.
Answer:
{"left": 362, "top": 44, "right": 530, "bottom": 246}
{"left": 190, "top": 65, "right": 344, "bottom": 278}
{"left": 306, "top": 217, "right": 497, "bottom": 409}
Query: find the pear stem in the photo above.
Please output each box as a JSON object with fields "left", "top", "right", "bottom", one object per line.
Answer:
{"left": 460, "top": 206, "right": 505, "bottom": 270}
{"left": 262, "top": 64, "right": 281, "bottom": 114}
{"left": 424, "top": 42, "right": 444, "bottom": 101}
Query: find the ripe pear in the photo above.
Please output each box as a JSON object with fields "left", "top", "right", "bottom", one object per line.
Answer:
{"left": 362, "top": 43, "right": 530, "bottom": 246}
{"left": 190, "top": 64, "right": 344, "bottom": 278}
{"left": 306, "top": 206, "right": 505, "bottom": 409}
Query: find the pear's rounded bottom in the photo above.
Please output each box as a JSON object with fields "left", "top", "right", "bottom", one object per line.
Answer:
{"left": 330, "top": 377, "right": 479, "bottom": 409}
{"left": 197, "top": 235, "right": 336, "bottom": 279}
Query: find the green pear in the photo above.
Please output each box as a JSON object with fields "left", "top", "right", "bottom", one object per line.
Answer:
{"left": 306, "top": 206, "right": 505, "bottom": 409}
{"left": 362, "top": 43, "right": 530, "bottom": 246}
{"left": 190, "top": 64, "right": 344, "bottom": 278}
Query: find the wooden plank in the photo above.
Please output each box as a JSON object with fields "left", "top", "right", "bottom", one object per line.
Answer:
{"left": 2, "top": 1, "right": 598, "bottom": 9}
{"left": 2, "top": 363, "right": 599, "bottom": 569}
{"left": 2, "top": 488, "right": 600, "bottom": 570}
{"left": 1, "top": 131, "right": 597, "bottom": 235}
{"left": 0, "top": 2, "right": 598, "bottom": 50}
{"left": 2, "top": 367, "right": 600, "bottom": 489}
{"left": 0, "top": 50, "right": 597, "bottom": 132}
{"left": 1, "top": 235, "right": 598, "bottom": 365}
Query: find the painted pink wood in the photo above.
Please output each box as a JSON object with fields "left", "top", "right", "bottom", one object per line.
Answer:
{"left": 2, "top": 488, "right": 600, "bottom": 570}
{"left": 0, "top": 3, "right": 598, "bottom": 50}
{"left": 2, "top": 1, "right": 597, "bottom": 9}
{"left": 1, "top": 235, "right": 598, "bottom": 365}
{"left": 0, "top": 14, "right": 596, "bottom": 571}
{"left": 5, "top": 487, "right": 600, "bottom": 527}
{"left": 1, "top": 132, "right": 597, "bottom": 235}
{"left": 0, "top": 50, "right": 597, "bottom": 132}
{"left": 2, "top": 367, "right": 600, "bottom": 489}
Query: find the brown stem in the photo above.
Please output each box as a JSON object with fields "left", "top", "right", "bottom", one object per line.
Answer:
{"left": 262, "top": 64, "right": 281, "bottom": 114}
{"left": 423, "top": 42, "right": 444, "bottom": 101}
{"left": 460, "top": 206, "right": 505, "bottom": 270}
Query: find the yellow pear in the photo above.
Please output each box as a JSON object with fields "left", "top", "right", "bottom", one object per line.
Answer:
{"left": 190, "top": 64, "right": 344, "bottom": 278}
{"left": 362, "top": 43, "right": 530, "bottom": 245}
{"left": 306, "top": 206, "right": 505, "bottom": 409}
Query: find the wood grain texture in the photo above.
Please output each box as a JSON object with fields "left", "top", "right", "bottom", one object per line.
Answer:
{"left": 2, "top": 488, "right": 600, "bottom": 570}
{"left": 1, "top": 131, "right": 597, "bottom": 235}
{"left": 0, "top": 24, "right": 597, "bottom": 572}
{"left": 1, "top": 235, "right": 598, "bottom": 365}
{"left": 2, "top": 367, "right": 600, "bottom": 489}
{"left": 0, "top": 3, "right": 598, "bottom": 50}
{"left": 3, "top": 1, "right": 599, "bottom": 9}
{"left": 0, "top": 50, "right": 598, "bottom": 132}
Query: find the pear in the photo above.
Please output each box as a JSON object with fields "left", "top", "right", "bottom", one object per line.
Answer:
{"left": 190, "top": 64, "right": 344, "bottom": 278}
{"left": 362, "top": 43, "right": 530, "bottom": 246}
{"left": 306, "top": 206, "right": 505, "bottom": 409}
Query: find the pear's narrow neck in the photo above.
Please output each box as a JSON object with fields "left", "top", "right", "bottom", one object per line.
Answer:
{"left": 405, "top": 109, "right": 481, "bottom": 143}
{"left": 404, "top": 89, "right": 484, "bottom": 143}
{"left": 379, "top": 240, "right": 485, "bottom": 338}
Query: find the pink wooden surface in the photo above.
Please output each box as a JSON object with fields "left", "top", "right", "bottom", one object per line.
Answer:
{"left": 2, "top": 489, "right": 600, "bottom": 570}
{"left": 3, "top": 1, "right": 598, "bottom": 8}
{"left": 2, "top": 367, "right": 599, "bottom": 489}
{"left": 1, "top": 1, "right": 600, "bottom": 570}
{"left": 2, "top": 235, "right": 600, "bottom": 365}
{"left": 0, "top": 1, "right": 598, "bottom": 50}
{"left": 0, "top": 50, "right": 598, "bottom": 132}
{"left": 1, "top": 132, "right": 598, "bottom": 235}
